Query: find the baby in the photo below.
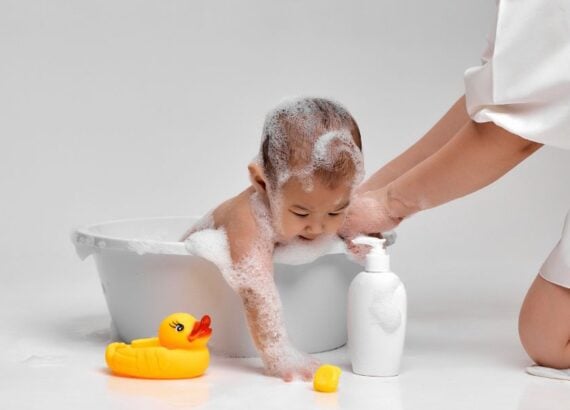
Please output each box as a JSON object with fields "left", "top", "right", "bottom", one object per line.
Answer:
{"left": 181, "top": 97, "right": 365, "bottom": 381}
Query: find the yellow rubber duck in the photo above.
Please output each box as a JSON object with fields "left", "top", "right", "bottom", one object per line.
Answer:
{"left": 105, "top": 312, "right": 212, "bottom": 379}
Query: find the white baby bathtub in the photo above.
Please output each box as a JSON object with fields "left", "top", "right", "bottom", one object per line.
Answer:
{"left": 72, "top": 216, "right": 361, "bottom": 357}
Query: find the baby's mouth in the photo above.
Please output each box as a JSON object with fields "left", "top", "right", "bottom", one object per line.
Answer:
{"left": 298, "top": 235, "right": 317, "bottom": 241}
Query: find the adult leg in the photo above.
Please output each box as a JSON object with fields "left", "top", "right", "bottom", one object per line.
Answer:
{"left": 519, "top": 274, "right": 570, "bottom": 368}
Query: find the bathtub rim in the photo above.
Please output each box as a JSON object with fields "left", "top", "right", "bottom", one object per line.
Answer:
{"left": 71, "top": 215, "right": 349, "bottom": 259}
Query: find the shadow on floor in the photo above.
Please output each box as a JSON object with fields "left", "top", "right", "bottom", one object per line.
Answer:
{"left": 52, "top": 313, "right": 112, "bottom": 347}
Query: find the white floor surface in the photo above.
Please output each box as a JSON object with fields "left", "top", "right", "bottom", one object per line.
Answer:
{"left": 2, "top": 276, "right": 569, "bottom": 410}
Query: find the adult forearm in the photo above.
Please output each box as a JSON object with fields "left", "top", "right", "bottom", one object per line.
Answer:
{"left": 386, "top": 120, "right": 543, "bottom": 219}
{"left": 358, "top": 95, "right": 470, "bottom": 193}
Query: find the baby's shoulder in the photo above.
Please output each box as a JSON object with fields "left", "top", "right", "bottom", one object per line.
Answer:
{"left": 213, "top": 191, "right": 256, "bottom": 232}
{"left": 213, "top": 190, "right": 273, "bottom": 262}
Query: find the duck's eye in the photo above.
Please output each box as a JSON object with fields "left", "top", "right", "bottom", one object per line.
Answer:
{"left": 170, "top": 321, "right": 185, "bottom": 332}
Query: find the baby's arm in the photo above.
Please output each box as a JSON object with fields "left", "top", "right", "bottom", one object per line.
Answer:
{"left": 224, "top": 221, "right": 320, "bottom": 381}
{"left": 238, "top": 261, "right": 320, "bottom": 381}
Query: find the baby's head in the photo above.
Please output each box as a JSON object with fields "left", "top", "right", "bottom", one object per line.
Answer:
{"left": 249, "top": 97, "right": 364, "bottom": 242}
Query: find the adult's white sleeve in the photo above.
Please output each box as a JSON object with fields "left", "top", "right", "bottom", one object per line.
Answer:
{"left": 464, "top": 0, "right": 570, "bottom": 150}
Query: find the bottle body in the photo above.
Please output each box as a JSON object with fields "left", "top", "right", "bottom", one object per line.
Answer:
{"left": 347, "top": 270, "right": 407, "bottom": 377}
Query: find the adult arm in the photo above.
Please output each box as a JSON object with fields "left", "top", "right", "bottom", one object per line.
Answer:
{"left": 358, "top": 95, "right": 470, "bottom": 193}
{"left": 343, "top": 120, "right": 543, "bottom": 236}
{"left": 386, "top": 120, "right": 542, "bottom": 218}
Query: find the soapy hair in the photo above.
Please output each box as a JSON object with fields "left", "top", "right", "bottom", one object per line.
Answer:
{"left": 260, "top": 97, "right": 363, "bottom": 190}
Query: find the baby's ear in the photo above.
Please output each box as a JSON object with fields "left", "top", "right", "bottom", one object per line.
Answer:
{"left": 248, "top": 163, "right": 268, "bottom": 194}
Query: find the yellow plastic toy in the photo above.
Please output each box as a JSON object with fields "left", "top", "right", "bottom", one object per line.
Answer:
{"left": 313, "top": 364, "right": 342, "bottom": 393}
{"left": 105, "top": 312, "right": 212, "bottom": 379}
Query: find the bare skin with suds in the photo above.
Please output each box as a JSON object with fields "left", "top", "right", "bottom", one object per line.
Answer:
{"left": 182, "top": 176, "right": 354, "bottom": 381}
{"left": 181, "top": 97, "right": 367, "bottom": 381}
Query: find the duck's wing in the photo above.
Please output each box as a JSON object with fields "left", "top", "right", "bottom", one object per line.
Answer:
{"left": 107, "top": 345, "right": 173, "bottom": 378}
{"left": 131, "top": 337, "right": 159, "bottom": 348}
{"left": 107, "top": 346, "right": 209, "bottom": 379}
{"left": 106, "top": 344, "right": 139, "bottom": 376}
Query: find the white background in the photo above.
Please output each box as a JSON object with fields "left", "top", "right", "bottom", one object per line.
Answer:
{"left": 2, "top": 2, "right": 570, "bottom": 408}
{"left": 2, "top": 0, "right": 569, "bottom": 343}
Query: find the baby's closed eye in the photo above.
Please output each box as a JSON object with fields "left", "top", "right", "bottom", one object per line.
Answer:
{"left": 290, "top": 211, "right": 309, "bottom": 218}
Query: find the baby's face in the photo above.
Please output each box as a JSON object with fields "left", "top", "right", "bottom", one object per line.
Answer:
{"left": 271, "top": 177, "right": 352, "bottom": 242}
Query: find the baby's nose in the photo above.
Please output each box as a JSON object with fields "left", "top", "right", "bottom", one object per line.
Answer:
{"left": 306, "top": 220, "right": 324, "bottom": 235}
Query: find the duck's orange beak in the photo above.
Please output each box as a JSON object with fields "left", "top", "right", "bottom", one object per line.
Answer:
{"left": 188, "top": 315, "right": 212, "bottom": 342}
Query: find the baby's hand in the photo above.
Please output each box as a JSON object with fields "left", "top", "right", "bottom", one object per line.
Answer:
{"left": 262, "top": 344, "right": 321, "bottom": 382}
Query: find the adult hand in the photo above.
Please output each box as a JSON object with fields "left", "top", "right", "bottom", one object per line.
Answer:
{"left": 340, "top": 187, "right": 403, "bottom": 240}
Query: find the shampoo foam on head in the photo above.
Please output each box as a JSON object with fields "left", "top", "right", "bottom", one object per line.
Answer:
{"left": 347, "top": 236, "right": 407, "bottom": 376}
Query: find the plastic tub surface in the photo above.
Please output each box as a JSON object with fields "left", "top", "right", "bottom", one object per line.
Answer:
{"left": 72, "top": 216, "right": 360, "bottom": 357}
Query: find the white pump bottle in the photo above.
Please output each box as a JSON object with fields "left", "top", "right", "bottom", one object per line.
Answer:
{"left": 347, "top": 236, "right": 407, "bottom": 376}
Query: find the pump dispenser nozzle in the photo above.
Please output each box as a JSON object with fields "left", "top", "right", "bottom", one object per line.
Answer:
{"left": 352, "top": 236, "right": 390, "bottom": 272}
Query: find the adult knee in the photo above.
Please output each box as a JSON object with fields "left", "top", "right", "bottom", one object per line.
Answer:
{"left": 519, "top": 307, "right": 570, "bottom": 368}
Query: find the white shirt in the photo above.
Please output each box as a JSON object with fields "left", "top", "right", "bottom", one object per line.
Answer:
{"left": 464, "top": 0, "right": 570, "bottom": 149}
